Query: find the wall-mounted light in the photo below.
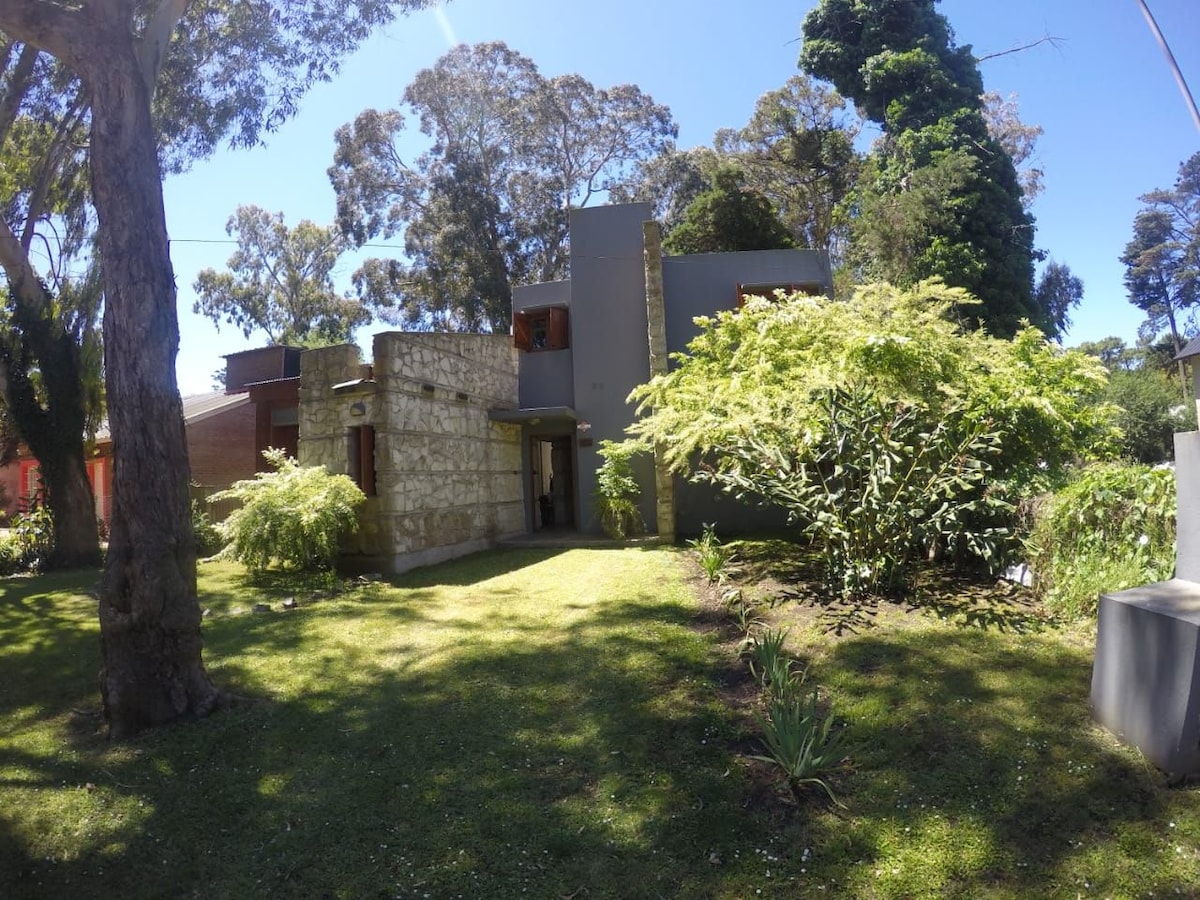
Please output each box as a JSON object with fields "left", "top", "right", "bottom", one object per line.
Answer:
{"left": 349, "top": 401, "right": 367, "bottom": 417}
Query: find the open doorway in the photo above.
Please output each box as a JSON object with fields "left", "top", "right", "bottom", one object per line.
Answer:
{"left": 529, "top": 435, "right": 575, "bottom": 531}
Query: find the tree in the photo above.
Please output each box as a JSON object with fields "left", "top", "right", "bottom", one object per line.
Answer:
{"left": 608, "top": 145, "right": 721, "bottom": 234}
{"left": 330, "top": 41, "right": 676, "bottom": 332}
{"left": 801, "top": 0, "right": 1043, "bottom": 337}
{"left": 0, "top": 43, "right": 104, "bottom": 568}
{"left": 0, "top": 0, "right": 431, "bottom": 738}
{"left": 193, "top": 205, "right": 364, "bottom": 346}
{"left": 1077, "top": 336, "right": 1190, "bottom": 463}
{"left": 1122, "top": 151, "right": 1200, "bottom": 357}
{"left": 663, "top": 166, "right": 795, "bottom": 255}
{"left": 1034, "top": 260, "right": 1084, "bottom": 338}
{"left": 981, "top": 91, "right": 1043, "bottom": 208}
{"left": 713, "top": 75, "right": 860, "bottom": 261}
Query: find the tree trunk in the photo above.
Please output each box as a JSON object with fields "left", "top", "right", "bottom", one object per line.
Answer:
{"left": 85, "top": 24, "right": 217, "bottom": 738}
{"left": 40, "top": 444, "right": 102, "bottom": 568}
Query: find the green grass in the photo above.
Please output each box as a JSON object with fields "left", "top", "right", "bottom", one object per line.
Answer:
{"left": 2, "top": 545, "right": 1200, "bottom": 898}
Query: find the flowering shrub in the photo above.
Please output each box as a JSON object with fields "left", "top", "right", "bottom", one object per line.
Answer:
{"left": 211, "top": 449, "right": 366, "bottom": 572}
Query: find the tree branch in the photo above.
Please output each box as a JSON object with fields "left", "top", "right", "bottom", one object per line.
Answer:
{"left": 138, "top": 0, "right": 191, "bottom": 96}
{"left": 0, "top": 42, "right": 39, "bottom": 148}
{"left": 976, "top": 35, "right": 1065, "bottom": 63}
{"left": 0, "top": 2, "right": 86, "bottom": 69}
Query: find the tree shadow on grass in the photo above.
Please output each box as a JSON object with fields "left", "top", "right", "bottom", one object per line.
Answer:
{"left": 803, "top": 628, "right": 1189, "bottom": 897}
{"left": 0, "top": 554, "right": 791, "bottom": 899}
{"left": 0, "top": 570, "right": 100, "bottom": 720}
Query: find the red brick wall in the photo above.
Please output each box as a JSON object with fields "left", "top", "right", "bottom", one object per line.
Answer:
{"left": 188, "top": 402, "right": 258, "bottom": 492}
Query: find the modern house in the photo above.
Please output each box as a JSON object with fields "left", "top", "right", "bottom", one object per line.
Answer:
{"left": 288, "top": 202, "right": 831, "bottom": 573}
{"left": 498, "top": 201, "right": 832, "bottom": 540}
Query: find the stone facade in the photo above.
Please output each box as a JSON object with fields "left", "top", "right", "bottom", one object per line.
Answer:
{"left": 299, "top": 333, "right": 523, "bottom": 574}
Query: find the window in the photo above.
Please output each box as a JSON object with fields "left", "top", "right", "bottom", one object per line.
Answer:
{"left": 736, "top": 282, "right": 824, "bottom": 306}
{"left": 348, "top": 425, "right": 377, "bottom": 497}
{"left": 514, "top": 306, "right": 569, "bottom": 352}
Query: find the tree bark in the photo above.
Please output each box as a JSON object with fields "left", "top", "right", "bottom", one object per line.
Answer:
{"left": 83, "top": 15, "right": 217, "bottom": 737}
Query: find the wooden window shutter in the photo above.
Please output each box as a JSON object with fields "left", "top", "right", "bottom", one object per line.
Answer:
{"left": 548, "top": 307, "right": 569, "bottom": 350}
{"left": 513, "top": 312, "right": 532, "bottom": 351}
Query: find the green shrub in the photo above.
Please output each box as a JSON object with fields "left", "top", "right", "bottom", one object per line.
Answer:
{"left": 687, "top": 522, "right": 738, "bottom": 583}
{"left": 191, "top": 500, "right": 225, "bottom": 558}
{"left": 0, "top": 504, "right": 55, "bottom": 575}
{"left": 708, "top": 384, "right": 1009, "bottom": 598}
{"left": 1025, "top": 462, "right": 1175, "bottom": 618}
{"left": 628, "top": 282, "right": 1115, "bottom": 597}
{"left": 593, "top": 440, "right": 645, "bottom": 539}
{"left": 211, "top": 449, "right": 366, "bottom": 573}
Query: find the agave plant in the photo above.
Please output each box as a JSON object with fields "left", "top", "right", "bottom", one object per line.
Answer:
{"left": 751, "top": 689, "right": 847, "bottom": 807}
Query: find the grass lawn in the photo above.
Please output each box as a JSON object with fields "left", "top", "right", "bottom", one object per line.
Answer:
{"left": 1, "top": 545, "right": 1198, "bottom": 898}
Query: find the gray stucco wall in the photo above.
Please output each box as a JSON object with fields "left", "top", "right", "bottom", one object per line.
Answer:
{"left": 568, "top": 202, "right": 657, "bottom": 532}
{"left": 661, "top": 249, "right": 832, "bottom": 352}
{"left": 661, "top": 249, "right": 830, "bottom": 535}
{"left": 300, "top": 334, "right": 523, "bottom": 574}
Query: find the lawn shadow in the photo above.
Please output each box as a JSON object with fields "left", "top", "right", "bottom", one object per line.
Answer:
{"left": 0, "top": 550, "right": 782, "bottom": 899}
{"left": 0, "top": 570, "right": 101, "bottom": 720}
{"left": 806, "top": 629, "right": 1180, "bottom": 896}
{"left": 907, "top": 570, "right": 1049, "bottom": 633}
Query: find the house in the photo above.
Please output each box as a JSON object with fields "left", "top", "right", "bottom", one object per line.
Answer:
{"left": 2, "top": 202, "right": 830, "bottom": 574}
{"left": 287, "top": 202, "right": 831, "bottom": 574}
{"left": 0, "top": 353, "right": 280, "bottom": 527}
{"left": 497, "top": 201, "right": 832, "bottom": 540}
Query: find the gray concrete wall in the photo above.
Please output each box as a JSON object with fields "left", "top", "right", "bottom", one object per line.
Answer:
{"left": 514, "top": 280, "right": 574, "bottom": 411}
{"left": 568, "top": 202, "right": 657, "bottom": 532}
{"left": 1177, "top": 431, "right": 1200, "bottom": 581}
{"left": 513, "top": 279, "right": 569, "bottom": 314}
{"left": 299, "top": 334, "right": 523, "bottom": 574}
{"left": 661, "top": 249, "right": 833, "bottom": 353}
{"left": 661, "top": 248, "right": 829, "bottom": 535}
{"left": 518, "top": 349, "right": 574, "bottom": 409}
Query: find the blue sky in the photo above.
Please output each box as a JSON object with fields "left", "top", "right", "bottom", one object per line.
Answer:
{"left": 163, "top": 0, "right": 1200, "bottom": 395}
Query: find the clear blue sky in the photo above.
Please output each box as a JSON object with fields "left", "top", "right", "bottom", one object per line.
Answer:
{"left": 163, "top": 0, "right": 1200, "bottom": 395}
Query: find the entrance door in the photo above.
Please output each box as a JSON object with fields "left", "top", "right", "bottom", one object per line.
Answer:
{"left": 529, "top": 435, "right": 575, "bottom": 530}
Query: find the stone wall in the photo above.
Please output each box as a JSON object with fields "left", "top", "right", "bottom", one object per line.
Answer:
{"left": 299, "top": 335, "right": 522, "bottom": 574}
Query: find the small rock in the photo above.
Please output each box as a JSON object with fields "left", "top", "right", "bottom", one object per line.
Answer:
{"left": 252, "top": 603, "right": 271, "bottom": 613}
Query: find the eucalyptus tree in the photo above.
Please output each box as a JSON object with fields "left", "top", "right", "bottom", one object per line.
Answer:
{"left": 193, "top": 205, "right": 364, "bottom": 346}
{"left": 0, "top": 0, "right": 432, "bottom": 738}
{"left": 330, "top": 41, "right": 677, "bottom": 332}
